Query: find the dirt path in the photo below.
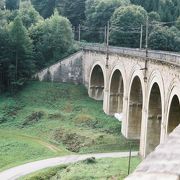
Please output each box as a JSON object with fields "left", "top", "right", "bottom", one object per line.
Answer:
{"left": 19, "top": 134, "right": 62, "bottom": 153}
{"left": 0, "top": 151, "right": 138, "bottom": 180}
{"left": 0, "top": 130, "right": 63, "bottom": 153}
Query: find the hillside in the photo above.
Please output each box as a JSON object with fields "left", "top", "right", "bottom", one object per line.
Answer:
{"left": 0, "top": 81, "right": 138, "bottom": 171}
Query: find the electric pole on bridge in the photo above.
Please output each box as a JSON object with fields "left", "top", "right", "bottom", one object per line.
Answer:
{"left": 140, "top": 24, "right": 143, "bottom": 50}
{"left": 106, "top": 21, "right": 110, "bottom": 69}
{"left": 144, "top": 16, "right": 149, "bottom": 82}
{"left": 78, "top": 24, "right": 81, "bottom": 42}
{"left": 104, "top": 25, "right": 107, "bottom": 46}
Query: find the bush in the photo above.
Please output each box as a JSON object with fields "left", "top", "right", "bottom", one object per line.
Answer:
{"left": 0, "top": 101, "right": 23, "bottom": 124}
{"left": 22, "top": 111, "right": 44, "bottom": 127}
{"left": 83, "top": 157, "right": 96, "bottom": 164}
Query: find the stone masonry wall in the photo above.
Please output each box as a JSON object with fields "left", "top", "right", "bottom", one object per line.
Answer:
{"left": 35, "top": 51, "right": 83, "bottom": 84}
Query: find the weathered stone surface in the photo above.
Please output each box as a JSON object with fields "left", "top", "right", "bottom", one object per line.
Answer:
{"left": 36, "top": 51, "right": 83, "bottom": 84}
{"left": 126, "top": 125, "right": 180, "bottom": 179}
{"left": 126, "top": 172, "right": 179, "bottom": 180}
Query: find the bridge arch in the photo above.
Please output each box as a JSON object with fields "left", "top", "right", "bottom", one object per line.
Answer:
{"left": 127, "top": 65, "right": 145, "bottom": 139}
{"left": 108, "top": 65, "right": 126, "bottom": 115}
{"left": 89, "top": 62, "right": 105, "bottom": 100}
{"left": 145, "top": 70, "right": 165, "bottom": 156}
{"left": 166, "top": 82, "right": 180, "bottom": 135}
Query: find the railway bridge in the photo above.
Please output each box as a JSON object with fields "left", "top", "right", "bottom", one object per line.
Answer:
{"left": 36, "top": 45, "right": 180, "bottom": 158}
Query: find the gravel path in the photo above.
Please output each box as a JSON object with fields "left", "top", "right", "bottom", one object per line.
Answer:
{"left": 0, "top": 151, "right": 138, "bottom": 180}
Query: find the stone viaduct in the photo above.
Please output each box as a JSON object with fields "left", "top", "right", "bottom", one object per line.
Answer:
{"left": 36, "top": 45, "right": 180, "bottom": 158}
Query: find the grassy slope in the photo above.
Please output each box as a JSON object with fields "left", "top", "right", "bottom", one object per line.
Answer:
{"left": 0, "top": 82, "right": 138, "bottom": 171}
{"left": 21, "top": 157, "right": 141, "bottom": 180}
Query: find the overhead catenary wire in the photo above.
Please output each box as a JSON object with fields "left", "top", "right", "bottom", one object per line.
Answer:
{"left": 74, "top": 19, "right": 179, "bottom": 48}
{"left": 73, "top": 19, "right": 179, "bottom": 38}
{"left": 74, "top": 24, "right": 145, "bottom": 49}
{"left": 73, "top": 18, "right": 180, "bottom": 33}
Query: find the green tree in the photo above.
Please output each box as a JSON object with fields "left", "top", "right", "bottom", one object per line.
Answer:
{"left": 84, "top": 0, "right": 130, "bottom": 42}
{"left": 5, "top": 0, "right": 20, "bottom": 10}
{"left": 169, "top": 26, "right": 180, "bottom": 52}
{"left": 110, "top": 5, "right": 147, "bottom": 47}
{"left": 31, "top": 0, "right": 56, "bottom": 18}
{"left": 158, "top": 0, "right": 179, "bottom": 22}
{"left": 149, "top": 25, "right": 180, "bottom": 51}
{"left": 0, "top": 9, "right": 12, "bottom": 26}
{"left": 9, "top": 16, "right": 34, "bottom": 90}
{"left": 148, "top": 11, "right": 161, "bottom": 23}
{"left": 29, "top": 10, "right": 74, "bottom": 69}
{"left": 19, "top": 1, "right": 43, "bottom": 28}
{"left": 0, "top": 27, "right": 11, "bottom": 92}
{"left": 143, "top": 0, "right": 159, "bottom": 12}
{"left": 172, "top": 0, "right": 180, "bottom": 20}
{"left": 174, "top": 35, "right": 180, "bottom": 52}
{"left": 57, "top": 0, "right": 86, "bottom": 27}
{"left": 130, "top": 0, "right": 160, "bottom": 12}
{"left": 0, "top": 0, "right": 5, "bottom": 9}
{"left": 131, "top": 0, "right": 180, "bottom": 21}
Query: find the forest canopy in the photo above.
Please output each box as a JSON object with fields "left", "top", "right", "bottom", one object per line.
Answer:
{"left": 0, "top": 0, "right": 180, "bottom": 92}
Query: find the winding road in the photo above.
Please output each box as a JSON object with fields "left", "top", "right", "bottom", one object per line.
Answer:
{"left": 0, "top": 151, "right": 138, "bottom": 180}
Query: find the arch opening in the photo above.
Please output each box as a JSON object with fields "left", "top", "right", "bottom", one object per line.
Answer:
{"left": 128, "top": 76, "right": 143, "bottom": 139}
{"left": 89, "top": 65, "right": 104, "bottom": 100}
{"left": 146, "top": 83, "right": 162, "bottom": 155}
{"left": 109, "top": 70, "right": 124, "bottom": 115}
{"left": 168, "top": 95, "right": 180, "bottom": 134}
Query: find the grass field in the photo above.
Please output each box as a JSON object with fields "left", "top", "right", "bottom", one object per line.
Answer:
{"left": 20, "top": 157, "right": 141, "bottom": 180}
{"left": 0, "top": 81, "right": 139, "bottom": 171}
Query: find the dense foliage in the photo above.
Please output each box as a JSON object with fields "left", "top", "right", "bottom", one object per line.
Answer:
{"left": 130, "top": 0, "right": 180, "bottom": 21}
{"left": 110, "top": 5, "right": 147, "bottom": 47}
{"left": 0, "top": 16, "right": 34, "bottom": 92}
{"left": 0, "top": 1, "right": 75, "bottom": 92}
{"left": 58, "top": 0, "right": 86, "bottom": 27}
{"left": 0, "top": 0, "right": 5, "bottom": 9}
{"left": 84, "top": 0, "right": 130, "bottom": 42}
{"left": 0, "top": 0, "right": 180, "bottom": 92}
{"left": 29, "top": 0, "right": 180, "bottom": 49}
{"left": 149, "top": 26, "right": 180, "bottom": 51}
{"left": 29, "top": 10, "right": 74, "bottom": 69}
{"left": 5, "top": 0, "right": 20, "bottom": 10}
{"left": 31, "top": 0, "right": 56, "bottom": 19}
{"left": 19, "top": 1, "right": 43, "bottom": 28}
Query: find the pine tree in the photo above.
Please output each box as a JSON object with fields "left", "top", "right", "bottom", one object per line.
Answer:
{"left": 5, "top": 0, "right": 20, "bottom": 10}
{"left": 31, "top": 0, "right": 56, "bottom": 18}
{"left": 0, "top": 27, "right": 11, "bottom": 92}
{"left": 0, "top": 0, "right": 5, "bottom": 9}
{"left": 9, "top": 16, "right": 34, "bottom": 90}
{"left": 131, "top": 0, "right": 159, "bottom": 12}
{"left": 19, "top": 1, "right": 43, "bottom": 28}
{"left": 57, "top": 0, "right": 86, "bottom": 26}
{"left": 159, "top": 0, "right": 179, "bottom": 22}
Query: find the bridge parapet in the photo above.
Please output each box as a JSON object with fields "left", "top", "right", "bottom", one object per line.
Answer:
{"left": 83, "top": 44, "right": 180, "bottom": 66}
